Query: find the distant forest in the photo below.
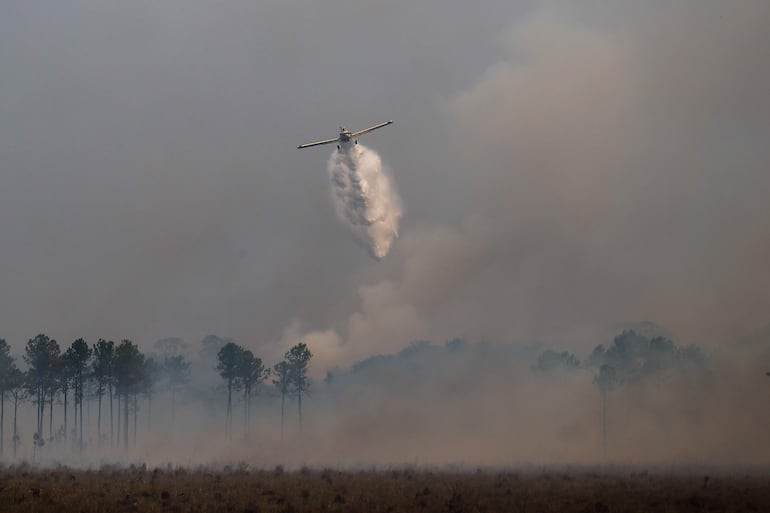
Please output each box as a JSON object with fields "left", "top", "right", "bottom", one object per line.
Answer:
{"left": 0, "top": 328, "right": 721, "bottom": 464}
{"left": 0, "top": 335, "right": 311, "bottom": 460}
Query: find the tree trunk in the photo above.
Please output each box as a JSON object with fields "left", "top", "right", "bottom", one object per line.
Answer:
{"left": 86, "top": 396, "right": 90, "bottom": 446}
{"left": 243, "top": 387, "right": 248, "bottom": 435}
{"left": 226, "top": 378, "right": 232, "bottom": 436}
{"left": 63, "top": 387, "right": 68, "bottom": 444}
{"left": 298, "top": 387, "right": 302, "bottom": 433}
{"left": 38, "top": 386, "right": 44, "bottom": 442}
{"left": 79, "top": 382, "right": 84, "bottom": 452}
{"left": 601, "top": 388, "right": 607, "bottom": 461}
{"left": 49, "top": 392, "right": 53, "bottom": 445}
{"left": 123, "top": 392, "right": 129, "bottom": 450}
{"left": 109, "top": 384, "right": 114, "bottom": 448}
{"left": 133, "top": 393, "right": 138, "bottom": 447}
{"left": 34, "top": 386, "right": 45, "bottom": 460}
{"left": 117, "top": 394, "right": 121, "bottom": 447}
{"left": 97, "top": 388, "right": 102, "bottom": 448}
{"left": 12, "top": 394, "right": 18, "bottom": 460}
{"left": 74, "top": 391, "right": 78, "bottom": 448}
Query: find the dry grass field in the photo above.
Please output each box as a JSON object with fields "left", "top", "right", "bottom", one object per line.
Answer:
{"left": 0, "top": 465, "right": 768, "bottom": 513}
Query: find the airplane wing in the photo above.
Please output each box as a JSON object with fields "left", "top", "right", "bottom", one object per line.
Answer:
{"left": 351, "top": 120, "right": 393, "bottom": 138}
{"left": 297, "top": 137, "right": 339, "bottom": 149}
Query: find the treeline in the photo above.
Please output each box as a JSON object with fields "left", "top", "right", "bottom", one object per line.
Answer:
{"left": 327, "top": 329, "right": 711, "bottom": 460}
{"left": 534, "top": 329, "right": 708, "bottom": 458}
{"left": 0, "top": 335, "right": 312, "bottom": 460}
{"left": 0, "top": 327, "right": 715, "bottom": 463}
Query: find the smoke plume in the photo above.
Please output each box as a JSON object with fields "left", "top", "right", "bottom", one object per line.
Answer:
{"left": 327, "top": 144, "right": 403, "bottom": 259}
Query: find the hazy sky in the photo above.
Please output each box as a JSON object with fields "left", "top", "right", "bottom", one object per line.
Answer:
{"left": 1, "top": 1, "right": 768, "bottom": 372}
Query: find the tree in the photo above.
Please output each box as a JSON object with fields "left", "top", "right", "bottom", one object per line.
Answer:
{"left": 286, "top": 343, "right": 312, "bottom": 432}
{"left": 58, "top": 353, "right": 73, "bottom": 446}
{"left": 91, "top": 339, "right": 114, "bottom": 447}
{"left": 164, "top": 355, "right": 191, "bottom": 425}
{"left": 593, "top": 364, "right": 620, "bottom": 461}
{"left": 237, "top": 350, "right": 268, "bottom": 436}
{"left": 589, "top": 330, "right": 709, "bottom": 387}
{"left": 200, "top": 335, "right": 230, "bottom": 362}
{"left": 533, "top": 350, "right": 580, "bottom": 373}
{"left": 643, "top": 336, "right": 677, "bottom": 377}
{"left": 24, "top": 334, "right": 61, "bottom": 447}
{"left": 586, "top": 330, "right": 710, "bottom": 461}
{"left": 46, "top": 353, "right": 63, "bottom": 445}
{"left": 64, "top": 338, "right": 91, "bottom": 451}
{"left": 216, "top": 342, "right": 242, "bottom": 436}
{"left": 7, "top": 367, "right": 25, "bottom": 460}
{"left": 272, "top": 360, "right": 291, "bottom": 440}
{"left": 113, "top": 340, "right": 145, "bottom": 450}
{"left": 0, "top": 339, "right": 17, "bottom": 457}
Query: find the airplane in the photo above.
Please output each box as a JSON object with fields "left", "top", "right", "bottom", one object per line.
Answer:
{"left": 297, "top": 120, "right": 393, "bottom": 150}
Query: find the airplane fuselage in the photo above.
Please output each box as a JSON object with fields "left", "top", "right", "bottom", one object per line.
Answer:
{"left": 336, "top": 128, "right": 357, "bottom": 150}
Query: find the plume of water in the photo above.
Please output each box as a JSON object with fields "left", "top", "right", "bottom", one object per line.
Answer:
{"left": 327, "top": 144, "right": 403, "bottom": 259}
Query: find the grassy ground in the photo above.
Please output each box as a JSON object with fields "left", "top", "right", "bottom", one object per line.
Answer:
{"left": 0, "top": 465, "right": 768, "bottom": 512}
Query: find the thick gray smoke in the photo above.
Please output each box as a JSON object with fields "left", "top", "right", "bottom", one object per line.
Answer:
{"left": 327, "top": 144, "right": 403, "bottom": 260}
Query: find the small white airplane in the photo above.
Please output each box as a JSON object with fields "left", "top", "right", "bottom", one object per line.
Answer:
{"left": 297, "top": 120, "right": 393, "bottom": 150}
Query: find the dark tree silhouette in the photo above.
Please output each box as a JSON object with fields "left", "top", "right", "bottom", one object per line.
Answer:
{"left": 216, "top": 342, "right": 242, "bottom": 436}
{"left": 113, "top": 340, "right": 145, "bottom": 450}
{"left": 589, "top": 330, "right": 708, "bottom": 385}
{"left": 586, "top": 330, "right": 709, "bottom": 461}
{"left": 24, "top": 334, "right": 60, "bottom": 453}
{"left": 643, "top": 336, "right": 677, "bottom": 376}
{"left": 7, "top": 367, "right": 25, "bottom": 459}
{"left": 0, "top": 339, "right": 16, "bottom": 457}
{"left": 534, "top": 349, "right": 580, "bottom": 373}
{"left": 64, "top": 338, "right": 91, "bottom": 451}
{"left": 46, "top": 353, "right": 64, "bottom": 445}
{"left": 272, "top": 360, "right": 291, "bottom": 440}
{"left": 587, "top": 330, "right": 648, "bottom": 382}
{"left": 60, "top": 348, "right": 74, "bottom": 445}
{"left": 593, "top": 364, "right": 620, "bottom": 460}
{"left": 92, "top": 339, "right": 114, "bottom": 447}
{"left": 286, "top": 343, "right": 312, "bottom": 432}
{"left": 237, "top": 349, "right": 268, "bottom": 435}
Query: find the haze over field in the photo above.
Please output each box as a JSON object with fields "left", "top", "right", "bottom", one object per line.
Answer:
{"left": 0, "top": 0, "right": 769, "bottom": 466}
